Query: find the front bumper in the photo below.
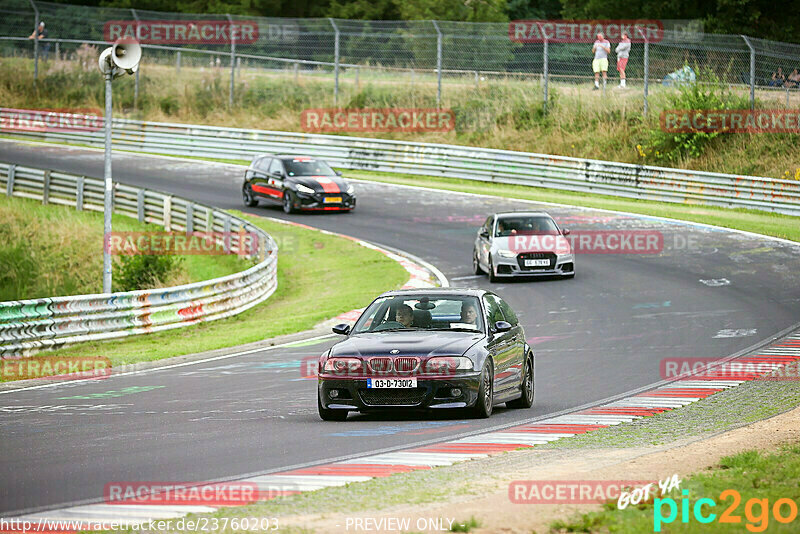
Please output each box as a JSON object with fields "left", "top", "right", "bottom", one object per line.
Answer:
{"left": 493, "top": 253, "right": 574, "bottom": 277}
{"left": 318, "top": 373, "right": 481, "bottom": 411}
{"left": 295, "top": 192, "right": 356, "bottom": 211}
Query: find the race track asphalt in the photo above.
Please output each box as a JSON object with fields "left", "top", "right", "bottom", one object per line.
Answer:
{"left": 1, "top": 141, "right": 798, "bottom": 515}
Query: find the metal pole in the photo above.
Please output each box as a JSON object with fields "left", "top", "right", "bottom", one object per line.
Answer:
{"left": 227, "top": 14, "right": 236, "bottom": 108}
{"left": 432, "top": 20, "right": 442, "bottom": 108}
{"left": 176, "top": 51, "right": 181, "bottom": 74}
{"left": 330, "top": 18, "right": 340, "bottom": 106}
{"left": 741, "top": 35, "right": 755, "bottom": 110}
{"left": 638, "top": 27, "right": 649, "bottom": 115}
{"left": 537, "top": 22, "right": 548, "bottom": 113}
{"left": 131, "top": 9, "right": 140, "bottom": 109}
{"left": 28, "top": 0, "right": 39, "bottom": 86}
{"left": 294, "top": 62, "right": 298, "bottom": 83}
{"left": 103, "top": 70, "right": 113, "bottom": 294}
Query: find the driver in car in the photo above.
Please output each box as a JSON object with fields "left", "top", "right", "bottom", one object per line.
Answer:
{"left": 396, "top": 304, "right": 414, "bottom": 328}
{"left": 460, "top": 302, "right": 479, "bottom": 325}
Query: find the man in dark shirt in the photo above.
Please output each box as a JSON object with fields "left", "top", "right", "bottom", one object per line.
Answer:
{"left": 28, "top": 21, "right": 50, "bottom": 61}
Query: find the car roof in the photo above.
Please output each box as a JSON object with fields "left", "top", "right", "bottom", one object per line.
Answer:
{"left": 251, "top": 154, "right": 322, "bottom": 160}
{"left": 494, "top": 211, "right": 552, "bottom": 218}
{"left": 378, "top": 288, "right": 488, "bottom": 298}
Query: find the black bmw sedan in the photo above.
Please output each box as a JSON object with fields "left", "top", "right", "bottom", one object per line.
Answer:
{"left": 317, "top": 288, "right": 534, "bottom": 420}
{"left": 242, "top": 154, "right": 356, "bottom": 213}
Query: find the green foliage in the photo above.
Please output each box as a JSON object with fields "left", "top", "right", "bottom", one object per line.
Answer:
{"left": 114, "top": 254, "right": 183, "bottom": 292}
{"left": 449, "top": 517, "right": 481, "bottom": 533}
{"left": 159, "top": 94, "right": 181, "bottom": 115}
{"left": 642, "top": 67, "right": 750, "bottom": 164}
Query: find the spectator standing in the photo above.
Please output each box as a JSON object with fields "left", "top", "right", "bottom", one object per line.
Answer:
{"left": 785, "top": 69, "right": 800, "bottom": 88}
{"left": 592, "top": 33, "right": 611, "bottom": 90}
{"left": 28, "top": 21, "right": 50, "bottom": 61}
{"left": 615, "top": 32, "right": 631, "bottom": 89}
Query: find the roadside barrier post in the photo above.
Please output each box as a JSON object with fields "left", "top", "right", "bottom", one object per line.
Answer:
{"left": 638, "top": 27, "right": 649, "bottom": 116}
{"left": 741, "top": 35, "right": 756, "bottom": 110}
{"left": 432, "top": 20, "right": 442, "bottom": 107}
{"left": 536, "top": 22, "right": 548, "bottom": 114}
{"left": 27, "top": 0, "right": 39, "bottom": 86}
{"left": 131, "top": 9, "right": 140, "bottom": 109}
{"left": 330, "top": 18, "right": 340, "bottom": 106}
{"left": 227, "top": 14, "right": 236, "bottom": 108}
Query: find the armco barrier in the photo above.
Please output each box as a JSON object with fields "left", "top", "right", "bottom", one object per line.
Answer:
{"left": 0, "top": 161, "right": 278, "bottom": 358}
{"left": 2, "top": 108, "right": 799, "bottom": 215}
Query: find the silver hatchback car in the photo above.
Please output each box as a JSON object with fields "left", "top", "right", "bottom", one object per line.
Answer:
{"left": 473, "top": 211, "right": 575, "bottom": 281}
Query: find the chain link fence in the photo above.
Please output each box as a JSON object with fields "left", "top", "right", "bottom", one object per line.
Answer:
{"left": 2, "top": 0, "right": 800, "bottom": 113}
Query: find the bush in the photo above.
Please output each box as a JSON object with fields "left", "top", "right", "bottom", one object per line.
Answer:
{"left": 114, "top": 255, "right": 183, "bottom": 292}
{"left": 643, "top": 67, "right": 750, "bottom": 164}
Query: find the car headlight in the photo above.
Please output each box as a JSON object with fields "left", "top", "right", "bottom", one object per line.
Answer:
{"left": 346, "top": 184, "right": 355, "bottom": 195}
{"left": 423, "top": 356, "right": 474, "bottom": 375}
{"left": 295, "top": 184, "right": 315, "bottom": 195}
{"left": 497, "top": 250, "right": 517, "bottom": 258}
{"left": 323, "top": 357, "right": 363, "bottom": 376}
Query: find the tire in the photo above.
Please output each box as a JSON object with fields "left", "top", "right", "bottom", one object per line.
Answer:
{"left": 282, "top": 190, "right": 295, "bottom": 214}
{"left": 470, "top": 360, "right": 494, "bottom": 418}
{"left": 473, "top": 250, "right": 484, "bottom": 275}
{"left": 488, "top": 258, "right": 498, "bottom": 283}
{"left": 242, "top": 184, "right": 258, "bottom": 207}
{"left": 507, "top": 354, "right": 534, "bottom": 409}
{"left": 318, "top": 393, "right": 348, "bottom": 421}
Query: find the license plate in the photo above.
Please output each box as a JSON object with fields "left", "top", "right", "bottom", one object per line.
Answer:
{"left": 525, "top": 259, "right": 550, "bottom": 267}
{"left": 367, "top": 378, "right": 417, "bottom": 388}
{"left": 324, "top": 197, "right": 342, "bottom": 203}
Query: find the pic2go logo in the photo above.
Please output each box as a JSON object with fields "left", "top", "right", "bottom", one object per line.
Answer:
{"left": 654, "top": 489, "right": 799, "bottom": 532}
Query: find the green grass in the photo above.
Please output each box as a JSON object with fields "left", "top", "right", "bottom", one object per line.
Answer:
{"left": 12, "top": 212, "right": 408, "bottom": 372}
{"left": 0, "top": 194, "right": 245, "bottom": 300}
{"left": 551, "top": 443, "right": 800, "bottom": 533}
{"left": 3, "top": 56, "right": 800, "bottom": 180}
{"left": 450, "top": 517, "right": 481, "bottom": 532}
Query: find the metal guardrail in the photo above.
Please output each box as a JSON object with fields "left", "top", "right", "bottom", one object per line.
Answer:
{"left": 2, "top": 108, "right": 799, "bottom": 216}
{"left": 0, "top": 161, "right": 278, "bottom": 358}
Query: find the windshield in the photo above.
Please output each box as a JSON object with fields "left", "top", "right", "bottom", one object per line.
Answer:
{"left": 352, "top": 295, "right": 484, "bottom": 334}
{"left": 495, "top": 216, "right": 559, "bottom": 237}
{"left": 283, "top": 157, "right": 336, "bottom": 177}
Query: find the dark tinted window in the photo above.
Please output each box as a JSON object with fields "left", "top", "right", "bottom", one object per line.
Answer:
{"left": 496, "top": 216, "right": 559, "bottom": 237}
{"left": 283, "top": 158, "right": 335, "bottom": 177}
{"left": 482, "top": 294, "right": 505, "bottom": 327}
{"left": 497, "top": 298, "right": 519, "bottom": 326}
{"left": 269, "top": 159, "right": 283, "bottom": 175}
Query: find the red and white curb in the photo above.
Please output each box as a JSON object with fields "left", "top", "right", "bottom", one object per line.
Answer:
{"left": 11, "top": 334, "right": 800, "bottom": 529}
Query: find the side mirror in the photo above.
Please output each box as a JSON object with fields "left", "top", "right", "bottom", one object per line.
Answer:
{"left": 479, "top": 229, "right": 489, "bottom": 239}
{"left": 493, "top": 321, "right": 512, "bottom": 333}
{"left": 334, "top": 170, "right": 343, "bottom": 176}
{"left": 561, "top": 228, "right": 571, "bottom": 236}
{"left": 332, "top": 323, "right": 351, "bottom": 335}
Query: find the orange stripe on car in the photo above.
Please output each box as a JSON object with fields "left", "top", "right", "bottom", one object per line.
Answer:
{"left": 312, "top": 176, "right": 340, "bottom": 194}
